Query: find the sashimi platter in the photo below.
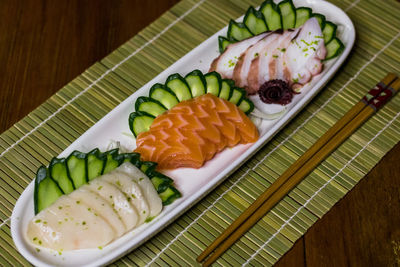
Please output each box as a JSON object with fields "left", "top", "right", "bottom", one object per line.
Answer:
{"left": 11, "top": 0, "right": 355, "bottom": 266}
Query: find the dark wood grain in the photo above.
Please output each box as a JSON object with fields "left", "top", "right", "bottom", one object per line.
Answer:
{"left": 1, "top": 1, "right": 399, "bottom": 266}
{"left": 276, "top": 141, "right": 400, "bottom": 267}
{"left": 0, "top": 0, "right": 179, "bottom": 133}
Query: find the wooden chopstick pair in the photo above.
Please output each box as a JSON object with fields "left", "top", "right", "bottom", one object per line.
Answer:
{"left": 197, "top": 73, "right": 400, "bottom": 266}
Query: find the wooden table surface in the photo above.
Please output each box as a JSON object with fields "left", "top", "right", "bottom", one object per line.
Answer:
{"left": 1, "top": 1, "right": 399, "bottom": 266}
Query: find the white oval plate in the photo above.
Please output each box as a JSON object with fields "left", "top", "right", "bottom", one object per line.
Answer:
{"left": 11, "top": 0, "right": 355, "bottom": 266}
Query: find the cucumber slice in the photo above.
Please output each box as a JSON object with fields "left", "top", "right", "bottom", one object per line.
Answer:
{"left": 218, "top": 36, "right": 234, "bottom": 53}
{"left": 159, "top": 185, "right": 182, "bottom": 205}
{"left": 185, "top": 70, "right": 207, "bottom": 98}
{"left": 86, "top": 148, "right": 106, "bottom": 181}
{"left": 135, "top": 96, "right": 167, "bottom": 117}
{"left": 238, "top": 98, "right": 255, "bottom": 115}
{"left": 325, "top": 37, "right": 344, "bottom": 60}
{"left": 49, "top": 157, "right": 75, "bottom": 194}
{"left": 66, "top": 151, "right": 87, "bottom": 189}
{"left": 229, "top": 87, "right": 246, "bottom": 105}
{"left": 311, "top": 13, "right": 326, "bottom": 29}
{"left": 278, "top": 0, "right": 296, "bottom": 29}
{"left": 120, "top": 153, "right": 141, "bottom": 168}
{"left": 149, "top": 171, "right": 173, "bottom": 193}
{"left": 140, "top": 161, "right": 158, "bottom": 176}
{"left": 244, "top": 6, "right": 268, "bottom": 35}
{"left": 129, "top": 111, "right": 155, "bottom": 138}
{"left": 34, "top": 166, "right": 64, "bottom": 214}
{"left": 219, "top": 79, "right": 234, "bottom": 100}
{"left": 149, "top": 83, "right": 179, "bottom": 110}
{"left": 165, "top": 73, "right": 192, "bottom": 101}
{"left": 322, "top": 21, "right": 337, "bottom": 44}
{"left": 227, "top": 20, "right": 253, "bottom": 41}
{"left": 295, "top": 7, "right": 312, "bottom": 28}
{"left": 259, "top": 0, "right": 282, "bottom": 31}
{"left": 204, "top": 71, "right": 222, "bottom": 96}
{"left": 103, "top": 149, "right": 123, "bottom": 174}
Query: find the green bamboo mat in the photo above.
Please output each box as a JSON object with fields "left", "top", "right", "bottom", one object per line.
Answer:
{"left": 1, "top": 0, "right": 400, "bottom": 266}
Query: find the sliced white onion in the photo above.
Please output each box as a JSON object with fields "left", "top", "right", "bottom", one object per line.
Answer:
{"left": 250, "top": 106, "right": 287, "bottom": 120}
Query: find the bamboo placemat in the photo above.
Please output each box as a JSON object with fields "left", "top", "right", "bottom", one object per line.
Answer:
{"left": 1, "top": 0, "right": 400, "bottom": 266}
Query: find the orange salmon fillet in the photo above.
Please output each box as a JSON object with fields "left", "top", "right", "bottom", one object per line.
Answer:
{"left": 135, "top": 93, "right": 259, "bottom": 169}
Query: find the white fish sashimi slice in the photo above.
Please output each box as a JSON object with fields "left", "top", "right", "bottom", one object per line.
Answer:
{"left": 233, "top": 31, "right": 275, "bottom": 88}
{"left": 26, "top": 196, "right": 115, "bottom": 251}
{"left": 285, "top": 18, "right": 326, "bottom": 88}
{"left": 115, "top": 163, "right": 162, "bottom": 218}
{"left": 69, "top": 187, "right": 126, "bottom": 237}
{"left": 87, "top": 179, "right": 139, "bottom": 231}
{"left": 210, "top": 33, "right": 269, "bottom": 79}
{"left": 101, "top": 171, "right": 150, "bottom": 225}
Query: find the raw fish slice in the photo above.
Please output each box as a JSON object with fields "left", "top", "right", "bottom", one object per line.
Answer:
{"left": 285, "top": 18, "right": 326, "bottom": 88}
{"left": 115, "top": 163, "right": 163, "bottom": 218}
{"left": 87, "top": 179, "right": 138, "bottom": 230}
{"left": 136, "top": 129, "right": 169, "bottom": 148}
{"left": 247, "top": 32, "right": 281, "bottom": 94}
{"left": 152, "top": 103, "right": 226, "bottom": 153}
{"left": 101, "top": 172, "right": 150, "bottom": 225}
{"left": 157, "top": 128, "right": 207, "bottom": 167}
{"left": 135, "top": 94, "right": 259, "bottom": 169}
{"left": 197, "top": 116, "right": 228, "bottom": 152}
{"left": 257, "top": 31, "right": 294, "bottom": 89}
{"left": 194, "top": 102, "right": 241, "bottom": 147}
{"left": 135, "top": 134, "right": 173, "bottom": 163}
{"left": 137, "top": 128, "right": 208, "bottom": 169}
{"left": 188, "top": 104, "right": 226, "bottom": 146}
{"left": 269, "top": 29, "right": 300, "bottom": 81}
{"left": 167, "top": 104, "right": 195, "bottom": 116}
{"left": 27, "top": 195, "right": 115, "bottom": 250}
{"left": 69, "top": 187, "right": 126, "bottom": 237}
{"left": 182, "top": 98, "right": 231, "bottom": 150}
{"left": 151, "top": 113, "right": 222, "bottom": 146}
{"left": 210, "top": 33, "right": 269, "bottom": 79}
{"left": 194, "top": 95, "right": 258, "bottom": 143}
{"left": 233, "top": 32, "right": 274, "bottom": 88}
{"left": 215, "top": 119, "right": 241, "bottom": 147}
{"left": 211, "top": 97, "right": 259, "bottom": 142}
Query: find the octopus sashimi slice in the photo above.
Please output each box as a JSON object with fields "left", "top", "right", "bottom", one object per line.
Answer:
{"left": 210, "top": 32, "right": 269, "bottom": 79}
{"left": 233, "top": 31, "right": 275, "bottom": 88}
{"left": 247, "top": 32, "right": 282, "bottom": 94}
{"left": 285, "top": 18, "right": 326, "bottom": 89}
{"left": 268, "top": 28, "right": 300, "bottom": 81}
{"left": 254, "top": 31, "right": 297, "bottom": 91}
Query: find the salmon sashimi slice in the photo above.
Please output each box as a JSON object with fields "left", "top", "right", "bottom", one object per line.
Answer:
{"left": 198, "top": 95, "right": 259, "bottom": 142}
{"left": 158, "top": 136, "right": 206, "bottom": 170}
{"left": 151, "top": 112, "right": 223, "bottom": 145}
{"left": 135, "top": 94, "right": 259, "bottom": 169}
{"left": 137, "top": 128, "right": 210, "bottom": 169}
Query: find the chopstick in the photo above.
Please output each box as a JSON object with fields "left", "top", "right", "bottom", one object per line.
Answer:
{"left": 197, "top": 73, "right": 400, "bottom": 266}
